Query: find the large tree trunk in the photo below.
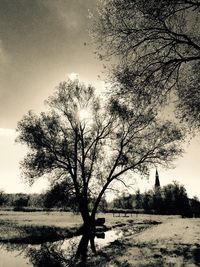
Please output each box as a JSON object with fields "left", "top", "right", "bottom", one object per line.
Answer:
{"left": 77, "top": 196, "right": 95, "bottom": 234}
{"left": 91, "top": 182, "right": 109, "bottom": 221}
{"left": 74, "top": 232, "right": 96, "bottom": 266}
{"left": 74, "top": 199, "right": 97, "bottom": 263}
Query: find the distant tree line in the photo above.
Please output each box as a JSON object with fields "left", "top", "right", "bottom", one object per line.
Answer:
{"left": 0, "top": 189, "right": 107, "bottom": 212}
{"left": 110, "top": 182, "right": 200, "bottom": 217}
{"left": 0, "top": 181, "right": 199, "bottom": 217}
{"left": 0, "top": 191, "right": 45, "bottom": 211}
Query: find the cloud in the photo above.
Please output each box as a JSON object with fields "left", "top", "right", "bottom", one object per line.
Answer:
{"left": 42, "top": 1, "right": 80, "bottom": 30}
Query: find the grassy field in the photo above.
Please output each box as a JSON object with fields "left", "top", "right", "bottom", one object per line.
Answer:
{"left": 0, "top": 211, "right": 167, "bottom": 243}
{"left": 0, "top": 210, "right": 168, "bottom": 229}
{"left": 0, "top": 211, "right": 200, "bottom": 266}
{"left": 0, "top": 211, "right": 83, "bottom": 243}
{"left": 0, "top": 211, "right": 82, "bottom": 228}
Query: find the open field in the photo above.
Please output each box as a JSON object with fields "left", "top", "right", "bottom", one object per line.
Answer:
{"left": 0, "top": 211, "right": 83, "bottom": 243}
{"left": 0, "top": 211, "right": 168, "bottom": 243}
{"left": 0, "top": 210, "right": 168, "bottom": 229}
{"left": 0, "top": 211, "right": 83, "bottom": 228}
{"left": 0, "top": 211, "right": 200, "bottom": 266}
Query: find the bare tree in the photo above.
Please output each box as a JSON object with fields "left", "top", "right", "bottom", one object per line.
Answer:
{"left": 17, "top": 79, "right": 183, "bottom": 230}
{"left": 92, "top": 0, "right": 200, "bottom": 128}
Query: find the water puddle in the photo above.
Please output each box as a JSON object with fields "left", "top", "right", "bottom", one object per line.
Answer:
{"left": 0, "top": 229, "right": 123, "bottom": 267}
{"left": 95, "top": 228, "right": 123, "bottom": 248}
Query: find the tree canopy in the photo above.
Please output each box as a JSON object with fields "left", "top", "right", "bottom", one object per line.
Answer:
{"left": 17, "top": 79, "right": 183, "bottom": 227}
{"left": 92, "top": 0, "right": 200, "bottom": 128}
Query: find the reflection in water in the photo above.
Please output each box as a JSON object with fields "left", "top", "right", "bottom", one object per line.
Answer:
{"left": 0, "top": 229, "right": 122, "bottom": 267}
{"left": 27, "top": 240, "right": 78, "bottom": 267}
{"left": 0, "top": 243, "right": 30, "bottom": 267}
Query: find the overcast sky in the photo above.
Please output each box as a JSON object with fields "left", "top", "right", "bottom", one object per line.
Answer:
{"left": 0, "top": 0, "right": 199, "bottom": 197}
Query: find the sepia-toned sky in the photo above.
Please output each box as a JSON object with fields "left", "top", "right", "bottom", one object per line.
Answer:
{"left": 0, "top": 0, "right": 199, "bottom": 198}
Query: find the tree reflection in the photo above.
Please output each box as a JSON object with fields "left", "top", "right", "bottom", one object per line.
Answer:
{"left": 0, "top": 231, "right": 101, "bottom": 267}
{"left": 28, "top": 232, "right": 98, "bottom": 266}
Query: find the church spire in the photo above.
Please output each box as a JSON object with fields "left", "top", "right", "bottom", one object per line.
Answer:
{"left": 155, "top": 168, "right": 160, "bottom": 189}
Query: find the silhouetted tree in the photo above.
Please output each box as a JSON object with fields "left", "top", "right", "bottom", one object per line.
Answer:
{"left": 135, "top": 189, "right": 142, "bottom": 209}
{"left": 43, "top": 180, "right": 78, "bottom": 211}
{"left": 152, "top": 188, "right": 163, "bottom": 214}
{"left": 93, "top": 0, "right": 200, "bottom": 129}
{"left": 142, "top": 192, "right": 153, "bottom": 212}
{"left": 112, "top": 192, "right": 133, "bottom": 209}
{"left": 112, "top": 195, "right": 123, "bottom": 209}
{"left": 122, "top": 193, "right": 133, "bottom": 209}
{"left": 13, "top": 194, "right": 29, "bottom": 210}
{"left": 190, "top": 196, "right": 200, "bottom": 217}
{"left": 27, "top": 193, "right": 45, "bottom": 208}
{"left": 98, "top": 195, "right": 108, "bottom": 212}
{"left": 0, "top": 190, "right": 6, "bottom": 206}
{"left": 17, "top": 79, "right": 183, "bottom": 231}
{"left": 162, "top": 182, "right": 191, "bottom": 216}
{"left": 139, "top": 182, "right": 191, "bottom": 215}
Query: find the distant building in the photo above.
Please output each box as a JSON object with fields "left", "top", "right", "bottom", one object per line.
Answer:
{"left": 155, "top": 169, "right": 160, "bottom": 189}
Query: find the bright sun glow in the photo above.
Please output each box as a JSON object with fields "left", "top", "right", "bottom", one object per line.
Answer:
{"left": 79, "top": 108, "right": 90, "bottom": 121}
{"left": 68, "top": 72, "right": 79, "bottom": 81}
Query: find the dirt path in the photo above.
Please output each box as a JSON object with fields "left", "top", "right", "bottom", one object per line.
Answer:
{"left": 91, "top": 217, "right": 200, "bottom": 266}
{"left": 117, "top": 218, "right": 200, "bottom": 266}
{"left": 134, "top": 217, "right": 200, "bottom": 245}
